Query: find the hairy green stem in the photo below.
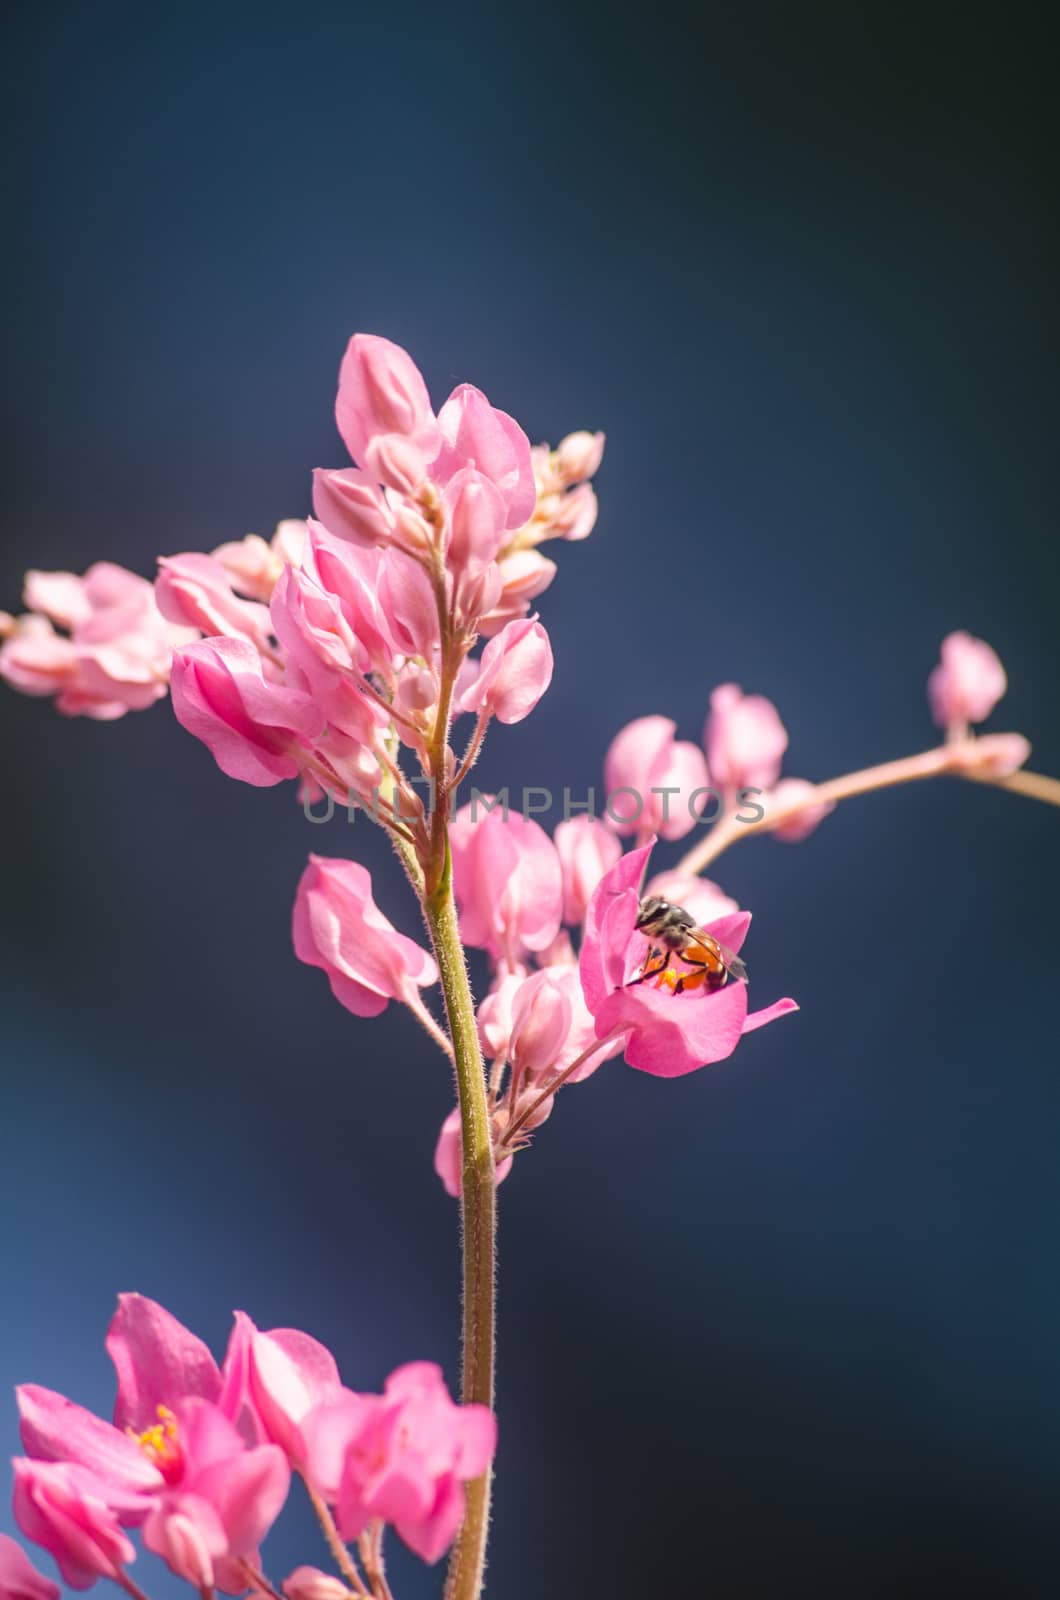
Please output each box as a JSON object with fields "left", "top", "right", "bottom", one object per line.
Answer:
{"left": 425, "top": 865, "right": 496, "bottom": 1600}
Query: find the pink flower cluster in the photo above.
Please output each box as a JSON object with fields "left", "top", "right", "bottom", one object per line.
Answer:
{"left": 432, "top": 794, "right": 797, "bottom": 1195}
{"left": 601, "top": 688, "right": 836, "bottom": 843}
{"left": 7, "top": 1295, "right": 495, "bottom": 1593}
{"left": 158, "top": 336, "right": 601, "bottom": 817}
{"left": 0, "top": 565, "right": 197, "bottom": 719}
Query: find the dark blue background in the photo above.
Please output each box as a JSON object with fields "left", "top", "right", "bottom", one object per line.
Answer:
{"left": 2, "top": 3, "right": 1058, "bottom": 1595}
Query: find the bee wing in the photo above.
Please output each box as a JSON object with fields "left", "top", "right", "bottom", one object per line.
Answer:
{"left": 692, "top": 927, "right": 749, "bottom": 982}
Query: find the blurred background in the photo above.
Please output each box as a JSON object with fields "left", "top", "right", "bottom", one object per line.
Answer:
{"left": 2, "top": 3, "right": 1058, "bottom": 1595}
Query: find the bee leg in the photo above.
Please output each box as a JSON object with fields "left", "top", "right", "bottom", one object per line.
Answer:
{"left": 626, "top": 946, "right": 665, "bottom": 987}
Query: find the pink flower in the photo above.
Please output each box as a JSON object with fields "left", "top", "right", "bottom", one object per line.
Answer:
{"left": 0, "top": 563, "right": 196, "bottom": 719}
{"left": 0, "top": 1533, "right": 61, "bottom": 1600}
{"left": 444, "top": 468, "right": 507, "bottom": 574}
{"left": 457, "top": 617, "right": 554, "bottom": 726}
{"left": 450, "top": 803, "right": 563, "bottom": 967}
{"left": 292, "top": 856, "right": 438, "bottom": 1018}
{"left": 704, "top": 684, "right": 788, "bottom": 792}
{"left": 283, "top": 1566, "right": 351, "bottom": 1600}
{"left": 15, "top": 1296, "right": 291, "bottom": 1594}
{"left": 554, "top": 430, "right": 605, "bottom": 484}
{"left": 221, "top": 1313, "right": 343, "bottom": 1470}
{"left": 11, "top": 1462, "right": 135, "bottom": 1590}
{"left": 579, "top": 842, "right": 798, "bottom": 1077}
{"left": 334, "top": 334, "right": 441, "bottom": 470}
{"left": 156, "top": 553, "right": 274, "bottom": 650}
{"left": 433, "top": 1107, "right": 513, "bottom": 1199}
{"left": 766, "top": 778, "right": 835, "bottom": 842}
{"left": 603, "top": 716, "right": 711, "bottom": 841}
{"left": 301, "top": 1364, "right": 496, "bottom": 1565}
{"left": 433, "top": 384, "right": 536, "bottom": 530}
{"left": 312, "top": 467, "right": 394, "bottom": 549}
{"left": 928, "top": 631, "right": 1007, "bottom": 733}
{"left": 642, "top": 870, "right": 740, "bottom": 926}
{"left": 212, "top": 522, "right": 307, "bottom": 602}
{"left": 476, "top": 549, "right": 557, "bottom": 636}
{"left": 139, "top": 1399, "right": 289, "bottom": 1593}
{"left": 171, "top": 636, "right": 326, "bottom": 786}
{"left": 553, "top": 817, "right": 623, "bottom": 926}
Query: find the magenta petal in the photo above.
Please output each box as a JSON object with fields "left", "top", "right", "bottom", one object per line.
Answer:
{"left": 579, "top": 840, "right": 654, "bottom": 1012}
{"left": 17, "top": 1386, "right": 163, "bottom": 1495}
{"left": 704, "top": 910, "right": 751, "bottom": 956}
{"left": 742, "top": 997, "right": 799, "bottom": 1033}
{"left": 0, "top": 1532, "right": 61, "bottom": 1600}
{"left": 107, "top": 1294, "right": 221, "bottom": 1434}
{"left": 194, "top": 1445, "right": 290, "bottom": 1557}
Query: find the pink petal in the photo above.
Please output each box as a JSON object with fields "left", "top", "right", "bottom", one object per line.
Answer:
{"left": 742, "top": 997, "right": 799, "bottom": 1033}
{"left": 107, "top": 1293, "right": 222, "bottom": 1434}
{"left": 17, "top": 1386, "right": 163, "bottom": 1496}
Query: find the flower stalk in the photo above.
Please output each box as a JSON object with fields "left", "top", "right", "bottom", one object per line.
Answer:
{"left": 424, "top": 868, "right": 496, "bottom": 1600}
{"left": 675, "top": 737, "right": 1060, "bottom": 877}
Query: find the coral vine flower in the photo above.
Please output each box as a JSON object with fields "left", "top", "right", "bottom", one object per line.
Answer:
{"left": 554, "top": 816, "right": 623, "bottom": 926}
{"left": 928, "top": 631, "right": 1007, "bottom": 735}
{"left": 579, "top": 842, "right": 798, "bottom": 1077}
{"left": 603, "top": 716, "right": 711, "bottom": 840}
{"left": 0, "top": 563, "right": 196, "bottom": 719}
{"left": 703, "top": 684, "right": 788, "bottom": 792}
{"left": 432, "top": 384, "right": 536, "bottom": 530}
{"left": 11, "top": 1462, "right": 136, "bottom": 1590}
{"left": 292, "top": 855, "right": 438, "bottom": 1018}
{"left": 457, "top": 615, "right": 554, "bottom": 725}
{"left": 0, "top": 1532, "right": 61, "bottom": 1600}
{"left": 300, "top": 1363, "right": 497, "bottom": 1564}
{"left": 450, "top": 803, "right": 563, "bottom": 967}
{"left": 170, "top": 636, "right": 326, "bottom": 786}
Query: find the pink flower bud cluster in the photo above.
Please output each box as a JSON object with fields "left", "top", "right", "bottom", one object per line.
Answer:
{"left": 7, "top": 1293, "right": 496, "bottom": 1593}
{"left": 0, "top": 564, "right": 198, "bottom": 719}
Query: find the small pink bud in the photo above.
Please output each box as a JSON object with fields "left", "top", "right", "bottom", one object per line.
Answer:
{"left": 312, "top": 468, "right": 394, "bottom": 547}
{"left": 555, "top": 430, "right": 605, "bottom": 484}
{"left": 363, "top": 433, "right": 430, "bottom": 497}
{"left": 928, "top": 631, "right": 1007, "bottom": 732}
{"left": 142, "top": 1505, "right": 220, "bottom": 1589}
{"left": 446, "top": 468, "right": 507, "bottom": 573}
{"left": 949, "top": 732, "right": 1030, "bottom": 778}
{"left": 767, "top": 778, "right": 836, "bottom": 842}
{"left": 704, "top": 684, "right": 788, "bottom": 792}
{"left": 284, "top": 1567, "right": 352, "bottom": 1600}
{"left": 434, "top": 1107, "right": 513, "bottom": 1198}
{"left": 554, "top": 817, "right": 623, "bottom": 925}
{"left": 457, "top": 617, "right": 554, "bottom": 725}
{"left": 335, "top": 333, "right": 441, "bottom": 467}
{"left": 508, "top": 971, "right": 573, "bottom": 1078}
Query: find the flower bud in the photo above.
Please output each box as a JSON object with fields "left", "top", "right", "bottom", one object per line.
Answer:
{"left": 335, "top": 333, "right": 440, "bottom": 467}
{"left": 363, "top": 433, "right": 429, "bottom": 497}
{"left": 555, "top": 430, "right": 605, "bottom": 484}
{"left": 767, "top": 778, "right": 836, "bottom": 842}
{"left": 284, "top": 1567, "right": 352, "bottom": 1600}
{"left": 948, "top": 732, "right": 1030, "bottom": 778}
{"left": 508, "top": 971, "right": 572, "bottom": 1078}
{"left": 928, "top": 632, "right": 1007, "bottom": 732}
{"left": 312, "top": 468, "right": 393, "bottom": 547}
{"left": 446, "top": 468, "right": 507, "bottom": 573}
{"left": 704, "top": 684, "right": 788, "bottom": 792}
{"left": 457, "top": 617, "right": 554, "bottom": 725}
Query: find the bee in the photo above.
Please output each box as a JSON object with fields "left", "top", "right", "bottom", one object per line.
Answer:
{"left": 627, "top": 895, "right": 748, "bottom": 995}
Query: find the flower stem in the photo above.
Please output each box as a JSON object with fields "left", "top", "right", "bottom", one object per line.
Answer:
{"left": 675, "top": 740, "right": 1060, "bottom": 877}
{"left": 424, "top": 864, "right": 495, "bottom": 1600}
{"left": 301, "top": 1473, "right": 370, "bottom": 1596}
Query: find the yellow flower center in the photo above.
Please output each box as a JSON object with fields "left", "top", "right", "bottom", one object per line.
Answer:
{"left": 131, "top": 1404, "right": 182, "bottom": 1479}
